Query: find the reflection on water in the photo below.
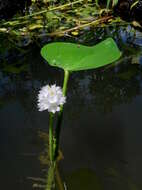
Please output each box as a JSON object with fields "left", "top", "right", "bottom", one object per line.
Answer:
{"left": 0, "top": 25, "right": 142, "bottom": 190}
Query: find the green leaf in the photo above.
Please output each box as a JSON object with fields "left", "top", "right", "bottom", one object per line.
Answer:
{"left": 130, "top": 0, "right": 139, "bottom": 10}
{"left": 106, "top": 0, "right": 111, "bottom": 9}
{"left": 41, "top": 38, "right": 121, "bottom": 72}
{"left": 112, "top": 0, "right": 118, "bottom": 7}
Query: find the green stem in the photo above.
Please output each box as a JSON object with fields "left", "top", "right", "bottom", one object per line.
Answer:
{"left": 54, "top": 70, "right": 70, "bottom": 160}
{"left": 49, "top": 112, "right": 54, "bottom": 162}
{"left": 63, "top": 70, "right": 70, "bottom": 96}
{"left": 46, "top": 70, "right": 69, "bottom": 189}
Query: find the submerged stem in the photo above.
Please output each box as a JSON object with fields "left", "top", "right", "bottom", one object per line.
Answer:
{"left": 55, "top": 166, "right": 65, "bottom": 190}
{"left": 45, "top": 162, "right": 56, "bottom": 190}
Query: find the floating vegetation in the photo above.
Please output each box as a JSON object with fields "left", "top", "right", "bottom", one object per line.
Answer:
{"left": 0, "top": 0, "right": 126, "bottom": 44}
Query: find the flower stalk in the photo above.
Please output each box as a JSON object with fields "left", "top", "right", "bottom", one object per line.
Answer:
{"left": 49, "top": 112, "right": 54, "bottom": 162}
{"left": 38, "top": 70, "right": 70, "bottom": 190}
{"left": 37, "top": 83, "right": 66, "bottom": 163}
{"left": 54, "top": 70, "right": 70, "bottom": 160}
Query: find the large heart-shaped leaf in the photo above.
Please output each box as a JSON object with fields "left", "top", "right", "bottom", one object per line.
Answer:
{"left": 41, "top": 38, "right": 121, "bottom": 71}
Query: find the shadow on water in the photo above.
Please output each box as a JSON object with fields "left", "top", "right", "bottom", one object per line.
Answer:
{"left": 0, "top": 25, "right": 142, "bottom": 190}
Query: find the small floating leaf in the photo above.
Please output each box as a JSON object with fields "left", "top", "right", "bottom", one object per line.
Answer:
{"left": 71, "top": 31, "right": 79, "bottom": 36}
{"left": 28, "top": 24, "right": 43, "bottom": 30}
{"left": 132, "top": 21, "right": 142, "bottom": 28}
{"left": 41, "top": 38, "right": 121, "bottom": 71}
{"left": 0, "top": 28, "right": 8, "bottom": 32}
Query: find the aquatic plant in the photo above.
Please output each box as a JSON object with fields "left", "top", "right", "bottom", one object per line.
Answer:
{"left": 39, "top": 37, "right": 121, "bottom": 189}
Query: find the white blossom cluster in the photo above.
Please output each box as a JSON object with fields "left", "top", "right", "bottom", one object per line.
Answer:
{"left": 38, "top": 84, "right": 66, "bottom": 113}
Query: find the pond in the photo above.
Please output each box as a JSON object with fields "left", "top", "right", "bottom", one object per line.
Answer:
{"left": 0, "top": 24, "right": 142, "bottom": 190}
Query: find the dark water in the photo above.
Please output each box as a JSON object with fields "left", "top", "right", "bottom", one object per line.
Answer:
{"left": 0, "top": 25, "right": 142, "bottom": 190}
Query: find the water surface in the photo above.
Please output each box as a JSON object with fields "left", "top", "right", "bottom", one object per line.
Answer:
{"left": 0, "top": 25, "right": 142, "bottom": 190}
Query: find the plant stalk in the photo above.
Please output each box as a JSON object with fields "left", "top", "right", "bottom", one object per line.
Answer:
{"left": 46, "top": 70, "right": 70, "bottom": 190}
{"left": 49, "top": 112, "right": 54, "bottom": 162}
{"left": 54, "top": 70, "right": 70, "bottom": 160}
{"left": 45, "top": 162, "right": 56, "bottom": 190}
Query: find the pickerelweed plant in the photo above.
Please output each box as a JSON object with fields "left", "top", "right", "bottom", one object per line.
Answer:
{"left": 39, "top": 37, "right": 121, "bottom": 189}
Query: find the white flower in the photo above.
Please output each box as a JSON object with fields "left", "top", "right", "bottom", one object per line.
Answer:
{"left": 37, "top": 84, "right": 66, "bottom": 113}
